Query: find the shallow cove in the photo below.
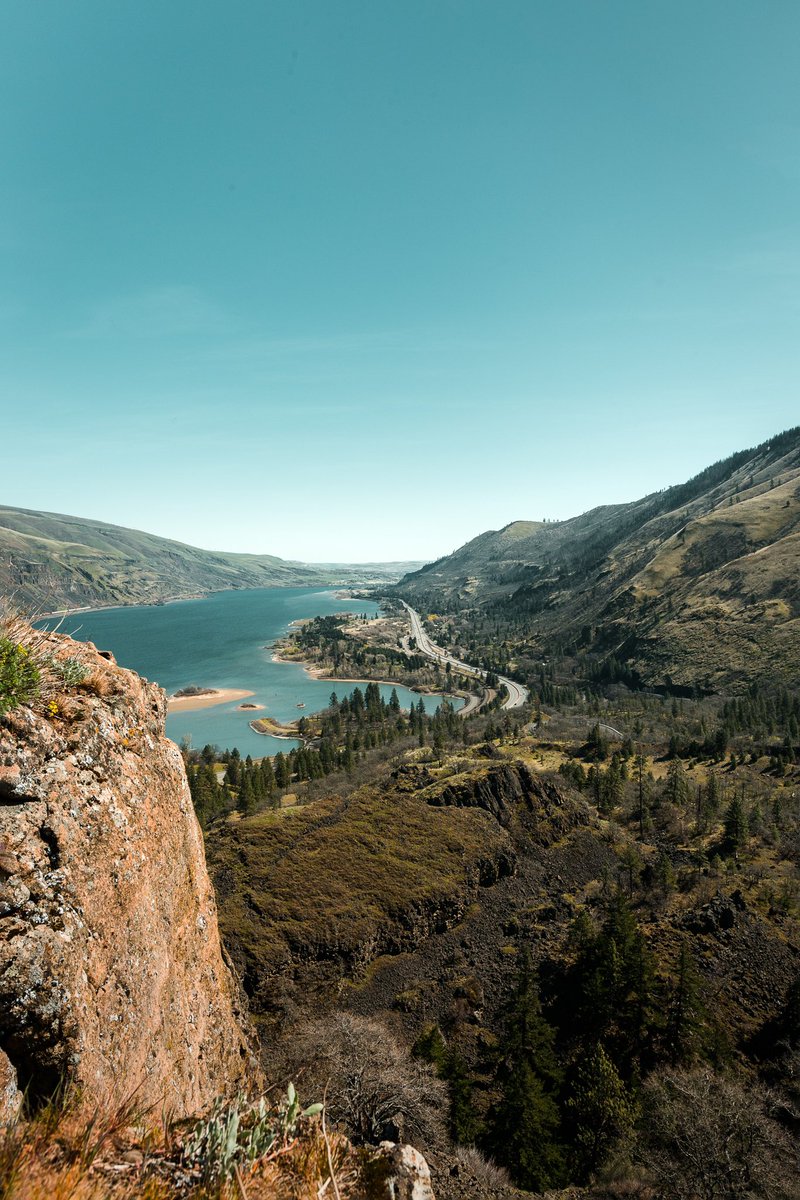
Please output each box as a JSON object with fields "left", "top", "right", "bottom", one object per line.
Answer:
{"left": 41, "top": 588, "right": 460, "bottom": 756}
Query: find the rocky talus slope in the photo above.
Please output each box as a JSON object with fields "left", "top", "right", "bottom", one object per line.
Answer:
{"left": 0, "top": 629, "right": 258, "bottom": 1121}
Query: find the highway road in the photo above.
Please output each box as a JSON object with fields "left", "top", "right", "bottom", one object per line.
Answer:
{"left": 400, "top": 601, "right": 529, "bottom": 711}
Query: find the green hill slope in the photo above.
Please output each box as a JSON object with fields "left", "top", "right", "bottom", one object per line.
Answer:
{"left": 0, "top": 505, "right": 414, "bottom": 612}
{"left": 396, "top": 427, "right": 800, "bottom": 691}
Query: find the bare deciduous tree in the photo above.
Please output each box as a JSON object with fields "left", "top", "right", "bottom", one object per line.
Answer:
{"left": 639, "top": 1067, "right": 799, "bottom": 1200}
{"left": 273, "top": 1013, "right": 448, "bottom": 1151}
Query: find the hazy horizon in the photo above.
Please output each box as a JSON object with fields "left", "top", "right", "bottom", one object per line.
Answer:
{"left": 3, "top": 2, "right": 800, "bottom": 560}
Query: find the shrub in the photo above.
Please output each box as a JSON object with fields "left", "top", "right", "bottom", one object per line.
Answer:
{"left": 48, "top": 656, "right": 90, "bottom": 688}
{"left": 182, "top": 1085, "right": 322, "bottom": 1184}
{"left": 275, "top": 1013, "right": 448, "bottom": 1150}
{"left": 454, "top": 1145, "right": 511, "bottom": 1188}
{"left": 639, "top": 1067, "right": 796, "bottom": 1199}
{"left": 0, "top": 1084, "right": 353, "bottom": 1199}
{"left": 0, "top": 608, "right": 97, "bottom": 720}
{"left": 0, "top": 637, "right": 40, "bottom": 715}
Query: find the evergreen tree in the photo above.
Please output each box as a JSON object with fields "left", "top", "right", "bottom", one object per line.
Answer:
{"left": 412, "top": 1024, "right": 447, "bottom": 1071}
{"left": 224, "top": 755, "right": 240, "bottom": 787}
{"left": 723, "top": 791, "right": 749, "bottom": 854}
{"left": 188, "top": 762, "right": 227, "bottom": 827}
{"left": 665, "top": 940, "right": 707, "bottom": 1065}
{"left": 665, "top": 758, "right": 690, "bottom": 809}
{"left": 274, "top": 751, "right": 291, "bottom": 789}
{"left": 566, "top": 892, "right": 654, "bottom": 1079}
{"left": 259, "top": 756, "right": 276, "bottom": 793}
{"left": 698, "top": 771, "right": 720, "bottom": 829}
{"left": 444, "top": 1050, "right": 480, "bottom": 1144}
{"left": 488, "top": 957, "right": 566, "bottom": 1191}
{"left": 634, "top": 752, "right": 651, "bottom": 838}
{"left": 602, "top": 758, "right": 624, "bottom": 812}
{"left": 566, "top": 1044, "right": 637, "bottom": 1179}
{"left": 618, "top": 844, "right": 642, "bottom": 898}
{"left": 588, "top": 723, "right": 609, "bottom": 761}
{"left": 238, "top": 772, "right": 256, "bottom": 816}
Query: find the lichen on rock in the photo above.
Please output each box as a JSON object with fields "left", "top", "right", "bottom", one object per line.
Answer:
{"left": 0, "top": 627, "right": 259, "bottom": 1118}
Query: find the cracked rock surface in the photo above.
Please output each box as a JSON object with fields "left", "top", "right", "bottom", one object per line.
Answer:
{"left": 0, "top": 630, "right": 258, "bottom": 1121}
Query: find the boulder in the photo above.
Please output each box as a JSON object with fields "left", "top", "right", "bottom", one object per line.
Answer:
{"left": 378, "top": 1141, "right": 436, "bottom": 1200}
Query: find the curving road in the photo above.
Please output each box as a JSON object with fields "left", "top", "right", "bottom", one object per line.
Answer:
{"left": 400, "top": 601, "right": 529, "bottom": 711}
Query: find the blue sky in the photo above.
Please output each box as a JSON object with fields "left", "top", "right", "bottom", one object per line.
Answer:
{"left": 2, "top": 1, "right": 799, "bottom": 561}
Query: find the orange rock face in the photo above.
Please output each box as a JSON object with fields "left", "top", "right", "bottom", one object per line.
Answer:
{"left": 0, "top": 633, "right": 259, "bottom": 1119}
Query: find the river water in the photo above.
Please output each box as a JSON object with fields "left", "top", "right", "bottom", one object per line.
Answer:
{"left": 41, "top": 588, "right": 457, "bottom": 756}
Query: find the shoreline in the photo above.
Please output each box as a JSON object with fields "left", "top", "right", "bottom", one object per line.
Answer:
{"left": 167, "top": 688, "right": 255, "bottom": 713}
{"left": 248, "top": 717, "right": 302, "bottom": 741}
{"left": 271, "top": 648, "right": 421, "bottom": 693}
{"left": 37, "top": 594, "right": 208, "bottom": 621}
{"left": 36, "top": 583, "right": 361, "bottom": 622}
{"left": 270, "top": 648, "right": 476, "bottom": 715}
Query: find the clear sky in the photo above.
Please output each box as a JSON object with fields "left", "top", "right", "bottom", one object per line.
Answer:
{"left": 2, "top": 1, "right": 799, "bottom": 562}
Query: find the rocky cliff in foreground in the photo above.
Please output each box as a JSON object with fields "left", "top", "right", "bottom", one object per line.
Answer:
{"left": 0, "top": 627, "right": 258, "bottom": 1121}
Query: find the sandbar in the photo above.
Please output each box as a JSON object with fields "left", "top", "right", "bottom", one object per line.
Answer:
{"left": 167, "top": 688, "right": 255, "bottom": 712}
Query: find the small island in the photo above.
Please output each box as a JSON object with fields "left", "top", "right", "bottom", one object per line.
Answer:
{"left": 249, "top": 715, "right": 306, "bottom": 740}
{"left": 167, "top": 687, "right": 255, "bottom": 712}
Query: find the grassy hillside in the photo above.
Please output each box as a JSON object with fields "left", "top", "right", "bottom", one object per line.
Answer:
{"left": 395, "top": 427, "right": 800, "bottom": 692}
{"left": 0, "top": 505, "right": 418, "bottom": 611}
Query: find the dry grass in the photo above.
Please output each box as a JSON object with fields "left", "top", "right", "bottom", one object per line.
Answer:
{"left": 0, "top": 1091, "right": 364, "bottom": 1200}
{"left": 452, "top": 1145, "right": 511, "bottom": 1187}
{"left": 0, "top": 603, "right": 102, "bottom": 718}
{"left": 0, "top": 605, "right": 63, "bottom": 707}
{"left": 208, "top": 776, "right": 509, "bottom": 995}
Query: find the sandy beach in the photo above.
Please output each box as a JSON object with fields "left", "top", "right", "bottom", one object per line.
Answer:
{"left": 167, "top": 688, "right": 255, "bottom": 712}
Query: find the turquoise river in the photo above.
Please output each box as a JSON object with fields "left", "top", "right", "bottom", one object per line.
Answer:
{"left": 42, "top": 588, "right": 458, "bottom": 757}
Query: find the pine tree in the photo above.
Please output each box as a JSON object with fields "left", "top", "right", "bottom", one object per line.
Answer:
{"left": 568, "top": 892, "right": 654, "bottom": 1079}
{"left": 224, "top": 755, "right": 240, "bottom": 787}
{"left": 188, "top": 762, "right": 227, "bottom": 827}
{"left": 566, "top": 1044, "right": 637, "bottom": 1179}
{"left": 723, "top": 791, "right": 749, "bottom": 854}
{"left": 274, "top": 751, "right": 291, "bottom": 789}
{"left": 698, "top": 771, "right": 720, "bottom": 829}
{"left": 618, "top": 844, "right": 642, "bottom": 898}
{"left": 665, "top": 758, "right": 689, "bottom": 809}
{"left": 444, "top": 1050, "right": 480, "bottom": 1144}
{"left": 665, "top": 940, "right": 707, "bottom": 1065}
{"left": 489, "top": 957, "right": 566, "bottom": 1191}
{"left": 412, "top": 1024, "right": 447, "bottom": 1071}
{"left": 238, "top": 772, "right": 256, "bottom": 816}
{"left": 260, "top": 756, "right": 276, "bottom": 793}
{"left": 634, "top": 752, "right": 651, "bottom": 838}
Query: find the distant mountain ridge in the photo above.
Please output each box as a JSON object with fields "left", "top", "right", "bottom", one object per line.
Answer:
{"left": 0, "top": 505, "right": 420, "bottom": 612}
{"left": 396, "top": 427, "right": 800, "bottom": 691}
